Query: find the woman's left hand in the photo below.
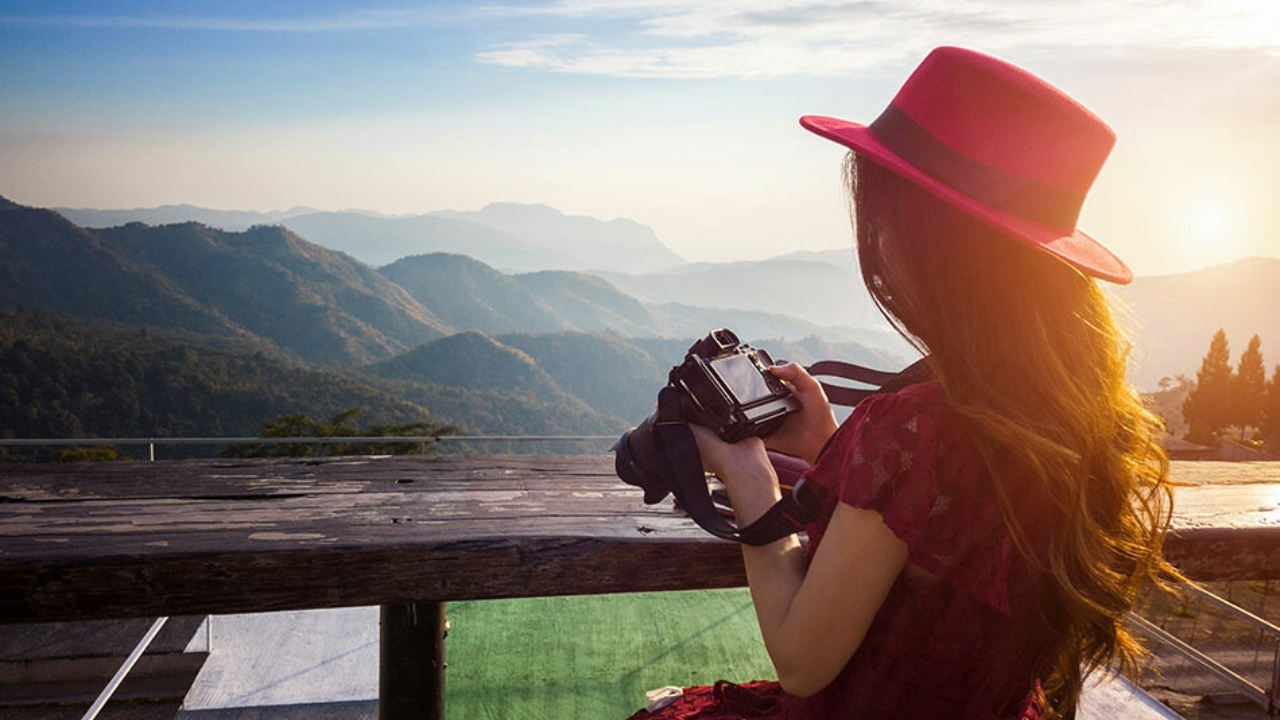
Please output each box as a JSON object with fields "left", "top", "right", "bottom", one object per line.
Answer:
{"left": 687, "top": 425, "right": 767, "bottom": 477}
{"left": 688, "top": 425, "right": 781, "bottom": 524}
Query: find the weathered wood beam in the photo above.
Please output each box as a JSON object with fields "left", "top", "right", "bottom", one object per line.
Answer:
{"left": 1165, "top": 527, "right": 1280, "bottom": 582}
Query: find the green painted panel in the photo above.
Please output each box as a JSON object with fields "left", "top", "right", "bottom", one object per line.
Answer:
{"left": 446, "top": 589, "right": 776, "bottom": 719}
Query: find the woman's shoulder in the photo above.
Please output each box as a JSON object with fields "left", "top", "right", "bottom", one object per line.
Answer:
{"left": 807, "top": 380, "right": 1016, "bottom": 611}
{"left": 808, "top": 380, "right": 949, "bottom": 496}
{"left": 831, "top": 380, "right": 948, "bottom": 448}
{"left": 867, "top": 379, "right": 944, "bottom": 410}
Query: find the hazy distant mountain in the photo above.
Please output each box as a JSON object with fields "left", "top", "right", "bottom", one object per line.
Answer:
{"left": 512, "top": 270, "right": 658, "bottom": 335}
{"left": 643, "top": 303, "right": 910, "bottom": 359}
{"left": 596, "top": 253, "right": 1280, "bottom": 390}
{"left": 596, "top": 257, "right": 886, "bottom": 331}
{"left": 378, "top": 252, "right": 896, "bottom": 350}
{"left": 55, "top": 204, "right": 321, "bottom": 231}
{"left": 1113, "top": 257, "right": 1280, "bottom": 390}
{"left": 432, "top": 202, "right": 685, "bottom": 274}
{"left": 381, "top": 253, "right": 660, "bottom": 335}
{"left": 768, "top": 248, "right": 855, "bottom": 271}
{"left": 380, "top": 253, "right": 573, "bottom": 333}
{"left": 282, "top": 211, "right": 573, "bottom": 270}
{"left": 53, "top": 201, "right": 685, "bottom": 274}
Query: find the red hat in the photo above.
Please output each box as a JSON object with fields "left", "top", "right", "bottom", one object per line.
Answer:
{"left": 801, "top": 46, "right": 1132, "bottom": 284}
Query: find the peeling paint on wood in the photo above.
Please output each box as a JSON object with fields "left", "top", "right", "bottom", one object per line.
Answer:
{"left": 247, "top": 532, "right": 328, "bottom": 542}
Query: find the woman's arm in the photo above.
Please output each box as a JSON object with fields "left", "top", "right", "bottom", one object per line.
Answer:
{"left": 693, "top": 431, "right": 909, "bottom": 697}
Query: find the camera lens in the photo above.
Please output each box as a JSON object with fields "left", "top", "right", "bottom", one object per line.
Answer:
{"left": 612, "top": 415, "right": 671, "bottom": 505}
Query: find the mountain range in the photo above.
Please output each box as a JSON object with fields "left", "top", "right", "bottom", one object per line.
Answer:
{"left": 0, "top": 206, "right": 450, "bottom": 365}
{"left": 1, "top": 196, "right": 908, "bottom": 441}
{"left": 598, "top": 247, "right": 1280, "bottom": 391}
{"left": 5, "top": 193, "right": 1276, "bottom": 448}
{"left": 55, "top": 201, "right": 684, "bottom": 275}
{"left": 8, "top": 199, "right": 900, "bottom": 362}
{"left": 1110, "top": 257, "right": 1280, "bottom": 389}
{"left": 432, "top": 203, "right": 684, "bottom": 274}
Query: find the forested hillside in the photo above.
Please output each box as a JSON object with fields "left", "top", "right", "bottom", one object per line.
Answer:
{"left": 0, "top": 311, "right": 435, "bottom": 455}
{"left": 0, "top": 203, "right": 242, "bottom": 338}
{"left": 1, "top": 199, "right": 453, "bottom": 365}
{"left": 97, "top": 222, "right": 451, "bottom": 364}
{"left": 0, "top": 312, "right": 637, "bottom": 454}
{"left": 380, "top": 253, "right": 589, "bottom": 334}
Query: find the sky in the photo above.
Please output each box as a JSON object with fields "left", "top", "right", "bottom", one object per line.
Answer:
{"left": 0, "top": 0, "right": 1276, "bottom": 276}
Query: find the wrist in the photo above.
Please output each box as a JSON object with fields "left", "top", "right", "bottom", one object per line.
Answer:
{"left": 801, "top": 422, "right": 839, "bottom": 465}
{"left": 720, "top": 454, "right": 782, "bottom": 526}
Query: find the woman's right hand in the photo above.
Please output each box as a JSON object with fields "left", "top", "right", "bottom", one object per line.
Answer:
{"left": 764, "top": 362, "right": 838, "bottom": 465}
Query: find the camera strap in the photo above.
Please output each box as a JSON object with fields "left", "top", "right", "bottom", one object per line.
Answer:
{"left": 656, "top": 356, "right": 931, "bottom": 546}
{"left": 810, "top": 357, "right": 933, "bottom": 407}
{"left": 652, "top": 385, "right": 828, "bottom": 545}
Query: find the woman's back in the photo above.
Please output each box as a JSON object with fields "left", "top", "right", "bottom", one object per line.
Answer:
{"left": 786, "top": 382, "right": 1047, "bottom": 720}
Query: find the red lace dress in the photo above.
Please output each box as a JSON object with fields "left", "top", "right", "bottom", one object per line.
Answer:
{"left": 631, "top": 382, "right": 1049, "bottom": 720}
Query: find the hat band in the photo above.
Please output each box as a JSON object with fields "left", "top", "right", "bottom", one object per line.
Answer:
{"left": 869, "top": 103, "right": 1084, "bottom": 229}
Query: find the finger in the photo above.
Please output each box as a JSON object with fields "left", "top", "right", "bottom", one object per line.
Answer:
{"left": 770, "top": 363, "right": 823, "bottom": 396}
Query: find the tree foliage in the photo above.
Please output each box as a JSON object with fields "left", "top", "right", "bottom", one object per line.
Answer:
{"left": 1234, "top": 335, "right": 1267, "bottom": 435}
{"left": 222, "top": 407, "right": 462, "bottom": 458}
{"left": 1182, "top": 329, "right": 1234, "bottom": 445}
{"left": 1264, "top": 364, "right": 1280, "bottom": 450}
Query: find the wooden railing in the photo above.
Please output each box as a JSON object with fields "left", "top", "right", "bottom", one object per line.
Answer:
{"left": 2, "top": 455, "right": 1279, "bottom": 718}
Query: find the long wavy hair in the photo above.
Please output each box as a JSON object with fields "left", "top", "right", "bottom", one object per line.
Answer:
{"left": 845, "top": 153, "right": 1178, "bottom": 716}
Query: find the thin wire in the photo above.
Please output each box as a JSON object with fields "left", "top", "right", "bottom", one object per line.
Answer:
{"left": 0, "top": 435, "right": 618, "bottom": 447}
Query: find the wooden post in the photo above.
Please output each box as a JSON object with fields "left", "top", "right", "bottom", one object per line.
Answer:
{"left": 380, "top": 602, "right": 447, "bottom": 720}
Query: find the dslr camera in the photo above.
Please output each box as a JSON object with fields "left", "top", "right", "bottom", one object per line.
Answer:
{"left": 613, "top": 329, "right": 800, "bottom": 503}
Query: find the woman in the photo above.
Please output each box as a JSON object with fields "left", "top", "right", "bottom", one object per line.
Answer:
{"left": 637, "top": 47, "right": 1177, "bottom": 719}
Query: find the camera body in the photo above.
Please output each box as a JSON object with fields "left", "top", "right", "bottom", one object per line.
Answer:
{"left": 669, "top": 328, "right": 801, "bottom": 442}
{"left": 613, "top": 328, "right": 800, "bottom": 505}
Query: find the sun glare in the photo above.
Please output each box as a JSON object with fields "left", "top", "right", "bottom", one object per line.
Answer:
{"left": 1193, "top": 206, "right": 1229, "bottom": 237}
{"left": 1178, "top": 198, "right": 1245, "bottom": 268}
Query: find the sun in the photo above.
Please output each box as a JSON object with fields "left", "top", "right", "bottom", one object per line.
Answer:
{"left": 1180, "top": 199, "right": 1242, "bottom": 268}
{"left": 1192, "top": 206, "right": 1228, "bottom": 237}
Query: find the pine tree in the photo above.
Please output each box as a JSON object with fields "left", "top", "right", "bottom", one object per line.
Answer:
{"left": 1234, "top": 335, "right": 1267, "bottom": 438}
{"left": 1264, "top": 365, "right": 1280, "bottom": 451}
{"left": 1183, "top": 329, "right": 1234, "bottom": 445}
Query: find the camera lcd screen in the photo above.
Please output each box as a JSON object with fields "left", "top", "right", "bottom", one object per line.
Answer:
{"left": 711, "top": 354, "right": 773, "bottom": 403}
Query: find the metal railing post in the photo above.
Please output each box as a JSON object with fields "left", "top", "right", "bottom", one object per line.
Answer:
{"left": 1270, "top": 635, "right": 1280, "bottom": 714}
{"left": 80, "top": 616, "right": 169, "bottom": 720}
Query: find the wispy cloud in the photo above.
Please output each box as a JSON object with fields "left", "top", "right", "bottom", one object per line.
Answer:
{"left": 476, "top": 0, "right": 1280, "bottom": 79}
{"left": 0, "top": 7, "right": 456, "bottom": 33}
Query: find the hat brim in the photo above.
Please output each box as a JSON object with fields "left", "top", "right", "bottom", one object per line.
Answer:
{"left": 800, "top": 115, "right": 1132, "bottom": 284}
